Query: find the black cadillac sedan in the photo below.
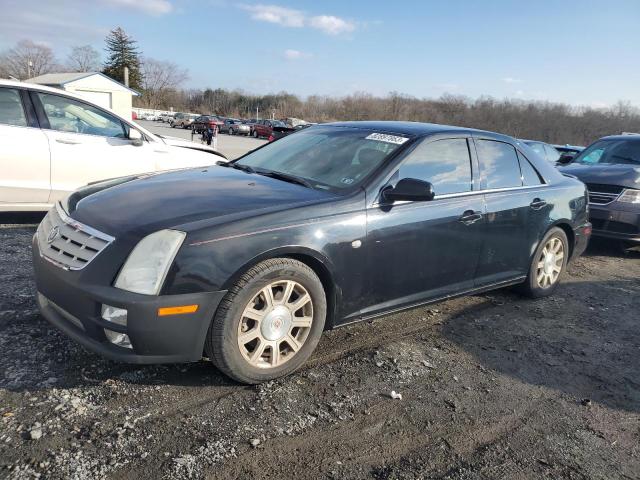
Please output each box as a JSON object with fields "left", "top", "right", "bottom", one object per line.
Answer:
{"left": 33, "top": 122, "right": 591, "bottom": 384}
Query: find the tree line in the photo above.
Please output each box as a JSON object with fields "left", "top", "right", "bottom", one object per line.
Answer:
{"left": 1, "top": 29, "right": 639, "bottom": 145}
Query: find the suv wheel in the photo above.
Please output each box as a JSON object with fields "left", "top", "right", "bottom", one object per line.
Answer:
{"left": 519, "top": 227, "right": 568, "bottom": 298}
{"left": 205, "top": 258, "right": 326, "bottom": 384}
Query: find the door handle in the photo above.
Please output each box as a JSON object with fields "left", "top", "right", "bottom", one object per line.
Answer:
{"left": 459, "top": 210, "right": 483, "bottom": 225}
{"left": 530, "top": 198, "right": 547, "bottom": 210}
{"left": 55, "top": 138, "right": 81, "bottom": 145}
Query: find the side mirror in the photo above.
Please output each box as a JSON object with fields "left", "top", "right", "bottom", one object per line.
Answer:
{"left": 129, "top": 128, "right": 144, "bottom": 146}
{"left": 556, "top": 152, "right": 575, "bottom": 165}
{"left": 382, "top": 178, "right": 435, "bottom": 203}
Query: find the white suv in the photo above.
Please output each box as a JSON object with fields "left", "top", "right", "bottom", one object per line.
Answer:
{"left": 0, "top": 80, "right": 226, "bottom": 212}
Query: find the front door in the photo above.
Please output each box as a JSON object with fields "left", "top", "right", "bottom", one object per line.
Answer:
{"left": 363, "top": 137, "right": 484, "bottom": 317}
{"left": 33, "top": 91, "right": 158, "bottom": 203}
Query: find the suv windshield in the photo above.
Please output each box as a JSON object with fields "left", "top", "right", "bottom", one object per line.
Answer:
{"left": 235, "top": 127, "right": 409, "bottom": 191}
{"left": 573, "top": 139, "right": 640, "bottom": 165}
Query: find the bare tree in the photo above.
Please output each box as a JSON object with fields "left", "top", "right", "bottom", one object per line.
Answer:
{"left": 0, "top": 40, "right": 57, "bottom": 80}
{"left": 139, "top": 58, "right": 189, "bottom": 108}
{"left": 66, "top": 45, "right": 101, "bottom": 72}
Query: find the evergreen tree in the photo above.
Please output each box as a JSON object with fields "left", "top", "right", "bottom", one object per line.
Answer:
{"left": 102, "top": 27, "right": 142, "bottom": 90}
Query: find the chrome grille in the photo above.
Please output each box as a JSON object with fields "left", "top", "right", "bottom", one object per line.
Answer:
{"left": 36, "top": 203, "right": 114, "bottom": 270}
{"left": 585, "top": 184, "right": 624, "bottom": 205}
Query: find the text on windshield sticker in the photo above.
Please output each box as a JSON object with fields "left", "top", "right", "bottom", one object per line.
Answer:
{"left": 365, "top": 133, "right": 409, "bottom": 145}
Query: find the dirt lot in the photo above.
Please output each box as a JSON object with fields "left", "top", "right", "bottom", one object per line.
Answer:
{"left": 1, "top": 218, "right": 639, "bottom": 480}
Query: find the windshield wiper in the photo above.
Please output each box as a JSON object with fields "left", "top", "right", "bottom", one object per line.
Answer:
{"left": 255, "top": 169, "right": 313, "bottom": 188}
{"left": 217, "top": 161, "right": 255, "bottom": 173}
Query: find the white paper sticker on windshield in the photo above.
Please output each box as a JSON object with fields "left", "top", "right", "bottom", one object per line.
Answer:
{"left": 365, "top": 133, "right": 409, "bottom": 145}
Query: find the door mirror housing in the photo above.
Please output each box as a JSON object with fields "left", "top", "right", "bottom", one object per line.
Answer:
{"left": 556, "top": 152, "right": 575, "bottom": 165}
{"left": 382, "top": 178, "right": 435, "bottom": 203}
{"left": 129, "top": 128, "right": 144, "bottom": 146}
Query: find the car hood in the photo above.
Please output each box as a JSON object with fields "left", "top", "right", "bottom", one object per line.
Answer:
{"left": 157, "top": 135, "right": 227, "bottom": 160}
{"left": 68, "top": 166, "right": 335, "bottom": 236}
{"left": 559, "top": 163, "right": 640, "bottom": 190}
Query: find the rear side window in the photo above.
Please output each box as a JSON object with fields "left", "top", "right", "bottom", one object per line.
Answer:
{"left": 397, "top": 138, "right": 472, "bottom": 195}
{"left": 477, "top": 140, "right": 522, "bottom": 189}
{"left": 518, "top": 151, "right": 544, "bottom": 186}
{"left": 0, "top": 88, "right": 28, "bottom": 127}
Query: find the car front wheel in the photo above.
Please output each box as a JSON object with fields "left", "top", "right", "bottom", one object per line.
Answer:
{"left": 206, "top": 258, "right": 327, "bottom": 384}
{"left": 519, "top": 227, "right": 568, "bottom": 298}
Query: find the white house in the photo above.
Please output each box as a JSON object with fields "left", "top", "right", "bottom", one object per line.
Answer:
{"left": 26, "top": 72, "right": 139, "bottom": 119}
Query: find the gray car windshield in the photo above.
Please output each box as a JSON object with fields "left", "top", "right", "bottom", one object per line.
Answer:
{"left": 573, "top": 139, "right": 640, "bottom": 165}
{"left": 235, "top": 127, "right": 408, "bottom": 191}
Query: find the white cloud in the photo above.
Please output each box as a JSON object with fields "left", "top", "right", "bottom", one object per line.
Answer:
{"left": 283, "top": 49, "right": 311, "bottom": 60}
{"left": 309, "top": 15, "right": 355, "bottom": 35}
{"left": 239, "top": 4, "right": 355, "bottom": 35}
{"left": 239, "top": 4, "right": 305, "bottom": 27}
{"left": 503, "top": 77, "right": 522, "bottom": 84}
{"left": 102, "top": 0, "right": 173, "bottom": 15}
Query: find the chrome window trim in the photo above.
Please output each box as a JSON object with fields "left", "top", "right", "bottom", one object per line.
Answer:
{"left": 372, "top": 183, "right": 550, "bottom": 207}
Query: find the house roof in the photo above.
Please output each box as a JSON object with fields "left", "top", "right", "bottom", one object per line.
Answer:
{"left": 26, "top": 72, "right": 139, "bottom": 95}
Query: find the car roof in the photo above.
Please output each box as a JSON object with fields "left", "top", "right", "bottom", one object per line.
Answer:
{"left": 598, "top": 134, "right": 640, "bottom": 142}
{"left": 323, "top": 120, "right": 506, "bottom": 139}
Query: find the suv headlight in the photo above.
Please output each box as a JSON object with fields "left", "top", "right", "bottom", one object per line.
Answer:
{"left": 618, "top": 189, "right": 640, "bottom": 204}
{"left": 115, "top": 230, "right": 186, "bottom": 295}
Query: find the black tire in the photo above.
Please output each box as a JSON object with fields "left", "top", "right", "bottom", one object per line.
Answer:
{"left": 253, "top": 130, "right": 259, "bottom": 138}
{"left": 518, "top": 227, "right": 569, "bottom": 298}
{"left": 205, "top": 258, "right": 327, "bottom": 384}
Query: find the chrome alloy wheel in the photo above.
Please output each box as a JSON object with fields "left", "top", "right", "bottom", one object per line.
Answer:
{"left": 237, "top": 280, "right": 313, "bottom": 369}
{"left": 536, "top": 237, "right": 564, "bottom": 288}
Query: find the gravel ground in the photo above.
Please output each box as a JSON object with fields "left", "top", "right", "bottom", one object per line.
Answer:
{"left": 0, "top": 220, "right": 639, "bottom": 480}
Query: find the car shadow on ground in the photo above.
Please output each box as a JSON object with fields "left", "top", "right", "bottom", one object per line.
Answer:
{"left": 0, "top": 212, "right": 46, "bottom": 225}
{"left": 582, "top": 237, "right": 640, "bottom": 259}
{"left": 442, "top": 275, "right": 640, "bottom": 414}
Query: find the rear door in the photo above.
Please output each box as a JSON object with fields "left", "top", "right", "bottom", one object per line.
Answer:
{"left": 365, "top": 136, "right": 484, "bottom": 316}
{"left": 473, "top": 137, "right": 548, "bottom": 285}
{"left": 32, "top": 91, "right": 158, "bottom": 203}
{"left": 0, "top": 87, "right": 51, "bottom": 205}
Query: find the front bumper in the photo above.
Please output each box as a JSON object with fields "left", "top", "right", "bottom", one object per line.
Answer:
{"left": 589, "top": 203, "right": 640, "bottom": 244}
{"left": 33, "top": 238, "right": 227, "bottom": 364}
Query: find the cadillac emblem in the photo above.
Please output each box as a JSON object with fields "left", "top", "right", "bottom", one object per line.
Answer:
{"left": 47, "top": 226, "right": 60, "bottom": 244}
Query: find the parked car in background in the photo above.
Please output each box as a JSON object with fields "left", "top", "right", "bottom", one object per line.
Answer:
{"left": 269, "top": 124, "right": 296, "bottom": 142}
{"left": 170, "top": 113, "right": 195, "bottom": 129}
{"left": 158, "top": 113, "right": 173, "bottom": 123}
{"left": 252, "top": 119, "right": 288, "bottom": 138}
{"left": 0, "top": 80, "right": 226, "bottom": 211}
{"left": 554, "top": 144, "right": 584, "bottom": 163}
{"left": 221, "top": 119, "right": 250, "bottom": 135}
{"left": 558, "top": 135, "right": 640, "bottom": 248}
{"left": 192, "top": 115, "right": 224, "bottom": 134}
{"left": 32, "top": 121, "right": 590, "bottom": 384}
{"left": 520, "top": 140, "right": 561, "bottom": 164}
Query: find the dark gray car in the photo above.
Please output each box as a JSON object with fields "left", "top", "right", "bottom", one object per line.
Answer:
{"left": 559, "top": 135, "right": 640, "bottom": 247}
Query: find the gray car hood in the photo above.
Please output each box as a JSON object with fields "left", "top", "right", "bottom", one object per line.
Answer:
{"left": 559, "top": 163, "right": 640, "bottom": 190}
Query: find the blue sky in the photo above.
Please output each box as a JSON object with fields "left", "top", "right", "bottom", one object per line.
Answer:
{"left": 1, "top": 0, "right": 639, "bottom": 106}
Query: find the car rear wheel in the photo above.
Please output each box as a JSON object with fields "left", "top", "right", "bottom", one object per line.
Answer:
{"left": 206, "top": 258, "right": 326, "bottom": 384}
{"left": 519, "top": 227, "right": 568, "bottom": 298}
{"left": 253, "top": 130, "right": 259, "bottom": 138}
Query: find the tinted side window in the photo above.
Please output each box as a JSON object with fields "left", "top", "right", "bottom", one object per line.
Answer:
{"left": 37, "top": 92, "right": 125, "bottom": 138}
{"left": 477, "top": 140, "right": 522, "bottom": 189}
{"left": 517, "top": 151, "right": 544, "bottom": 186}
{"left": 397, "top": 138, "right": 472, "bottom": 195}
{"left": 0, "top": 88, "right": 28, "bottom": 127}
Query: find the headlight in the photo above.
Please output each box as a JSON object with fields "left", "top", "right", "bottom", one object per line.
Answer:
{"left": 115, "top": 230, "right": 186, "bottom": 295}
{"left": 618, "top": 189, "right": 640, "bottom": 204}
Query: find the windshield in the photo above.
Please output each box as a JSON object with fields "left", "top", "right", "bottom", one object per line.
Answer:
{"left": 271, "top": 120, "right": 286, "bottom": 128}
{"left": 235, "top": 127, "right": 409, "bottom": 191}
{"left": 573, "top": 139, "right": 640, "bottom": 165}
